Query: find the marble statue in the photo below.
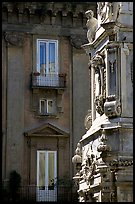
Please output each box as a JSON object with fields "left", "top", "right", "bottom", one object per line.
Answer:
{"left": 85, "top": 10, "right": 98, "bottom": 43}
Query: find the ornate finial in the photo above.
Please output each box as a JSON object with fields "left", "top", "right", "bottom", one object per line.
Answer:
{"left": 75, "top": 142, "right": 81, "bottom": 156}
{"left": 72, "top": 142, "right": 82, "bottom": 164}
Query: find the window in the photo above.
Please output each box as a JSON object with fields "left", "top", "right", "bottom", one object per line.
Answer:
{"left": 37, "top": 39, "right": 58, "bottom": 75}
{"left": 47, "top": 100, "right": 53, "bottom": 113}
{"left": 39, "top": 99, "right": 54, "bottom": 115}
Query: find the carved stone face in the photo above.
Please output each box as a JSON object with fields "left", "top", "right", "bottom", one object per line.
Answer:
{"left": 91, "top": 54, "right": 104, "bottom": 68}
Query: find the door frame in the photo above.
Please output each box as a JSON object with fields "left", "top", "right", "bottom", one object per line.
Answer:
{"left": 36, "top": 150, "right": 57, "bottom": 202}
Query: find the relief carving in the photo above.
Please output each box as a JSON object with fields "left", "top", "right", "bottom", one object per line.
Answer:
{"left": 97, "top": 129, "right": 111, "bottom": 152}
{"left": 80, "top": 146, "right": 96, "bottom": 185}
{"left": 84, "top": 110, "right": 92, "bottom": 130}
{"left": 78, "top": 189, "right": 87, "bottom": 202}
{"left": 90, "top": 52, "right": 106, "bottom": 116}
{"left": 95, "top": 95, "right": 106, "bottom": 115}
{"left": 85, "top": 10, "right": 98, "bottom": 43}
{"left": 97, "top": 2, "right": 112, "bottom": 23}
{"left": 4, "top": 32, "right": 24, "bottom": 46}
{"left": 104, "top": 95, "right": 121, "bottom": 118}
{"left": 109, "top": 60, "right": 116, "bottom": 73}
{"left": 109, "top": 159, "right": 133, "bottom": 167}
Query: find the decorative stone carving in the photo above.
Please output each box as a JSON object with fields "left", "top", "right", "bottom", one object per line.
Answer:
{"left": 97, "top": 129, "right": 111, "bottom": 152}
{"left": 78, "top": 189, "right": 87, "bottom": 202}
{"left": 97, "top": 2, "right": 112, "bottom": 24}
{"left": 91, "top": 53, "right": 105, "bottom": 96}
{"left": 104, "top": 95, "right": 121, "bottom": 118}
{"left": 4, "top": 32, "right": 24, "bottom": 46}
{"left": 82, "top": 155, "right": 96, "bottom": 185}
{"left": 72, "top": 143, "right": 82, "bottom": 180}
{"left": 90, "top": 52, "right": 106, "bottom": 116}
{"left": 72, "top": 144, "right": 82, "bottom": 187}
{"left": 80, "top": 146, "right": 97, "bottom": 185}
{"left": 84, "top": 110, "right": 92, "bottom": 130}
{"left": 109, "top": 160, "right": 133, "bottom": 167}
{"left": 109, "top": 60, "right": 116, "bottom": 73}
{"left": 95, "top": 95, "right": 106, "bottom": 115}
{"left": 85, "top": 10, "right": 98, "bottom": 43}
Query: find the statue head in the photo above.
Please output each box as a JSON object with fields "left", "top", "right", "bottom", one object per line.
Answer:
{"left": 85, "top": 10, "right": 94, "bottom": 19}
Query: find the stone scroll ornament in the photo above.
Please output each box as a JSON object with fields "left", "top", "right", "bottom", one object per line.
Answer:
{"left": 85, "top": 10, "right": 98, "bottom": 43}
{"left": 90, "top": 53, "right": 106, "bottom": 115}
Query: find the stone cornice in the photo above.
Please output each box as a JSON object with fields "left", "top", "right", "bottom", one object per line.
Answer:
{"left": 2, "top": 2, "right": 96, "bottom": 18}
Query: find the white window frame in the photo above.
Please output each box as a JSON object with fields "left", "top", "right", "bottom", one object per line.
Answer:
{"left": 39, "top": 99, "right": 54, "bottom": 115}
{"left": 46, "top": 99, "right": 53, "bottom": 114}
{"left": 36, "top": 39, "right": 58, "bottom": 74}
{"left": 39, "top": 99, "right": 46, "bottom": 114}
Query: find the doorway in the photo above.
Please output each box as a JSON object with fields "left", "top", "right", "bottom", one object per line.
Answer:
{"left": 37, "top": 150, "right": 57, "bottom": 201}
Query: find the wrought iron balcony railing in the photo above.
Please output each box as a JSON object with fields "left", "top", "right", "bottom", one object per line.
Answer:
{"left": 2, "top": 184, "right": 78, "bottom": 202}
{"left": 32, "top": 73, "right": 66, "bottom": 88}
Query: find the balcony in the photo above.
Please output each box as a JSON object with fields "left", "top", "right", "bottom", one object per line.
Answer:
{"left": 32, "top": 73, "right": 66, "bottom": 89}
{"left": 2, "top": 184, "right": 78, "bottom": 202}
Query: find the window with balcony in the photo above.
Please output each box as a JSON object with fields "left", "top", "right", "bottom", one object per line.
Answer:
{"left": 37, "top": 39, "right": 58, "bottom": 75}
{"left": 32, "top": 39, "right": 66, "bottom": 88}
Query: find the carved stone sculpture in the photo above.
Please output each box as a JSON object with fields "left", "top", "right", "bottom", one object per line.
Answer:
{"left": 72, "top": 143, "right": 82, "bottom": 182}
{"left": 104, "top": 95, "right": 121, "bottom": 117}
{"left": 90, "top": 52, "right": 106, "bottom": 115}
{"left": 97, "top": 2, "right": 112, "bottom": 23}
{"left": 85, "top": 10, "right": 98, "bottom": 43}
{"left": 97, "top": 129, "right": 111, "bottom": 152}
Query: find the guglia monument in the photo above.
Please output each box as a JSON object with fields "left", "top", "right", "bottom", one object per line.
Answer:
{"left": 72, "top": 2, "right": 133, "bottom": 202}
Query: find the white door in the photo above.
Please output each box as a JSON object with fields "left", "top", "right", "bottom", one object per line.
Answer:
{"left": 37, "top": 151, "right": 57, "bottom": 202}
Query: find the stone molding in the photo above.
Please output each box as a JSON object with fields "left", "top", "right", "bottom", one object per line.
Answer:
{"left": 2, "top": 2, "right": 96, "bottom": 18}
{"left": 109, "top": 160, "right": 133, "bottom": 167}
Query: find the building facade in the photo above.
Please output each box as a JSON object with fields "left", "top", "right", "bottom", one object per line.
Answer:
{"left": 72, "top": 2, "right": 133, "bottom": 202}
{"left": 2, "top": 2, "right": 97, "bottom": 202}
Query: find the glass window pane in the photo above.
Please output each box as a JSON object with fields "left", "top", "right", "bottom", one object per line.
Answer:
{"left": 40, "top": 42, "right": 46, "bottom": 74}
{"left": 48, "top": 152, "right": 54, "bottom": 190}
{"left": 47, "top": 100, "right": 53, "bottom": 113}
{"left": 39, "top": 153, "right": 45, "bottom": 188}
{"left": 40, "top": 100, "right": 45, "bottom": 114}
{"left": 49, "top": 43, "right": 55, "bottom": 74}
